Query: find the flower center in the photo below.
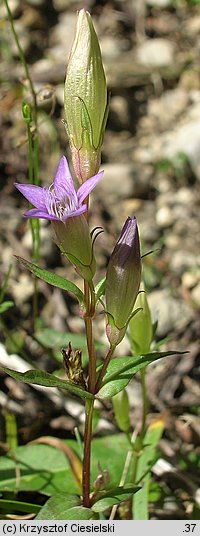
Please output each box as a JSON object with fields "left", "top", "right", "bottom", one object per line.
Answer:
{"left": 45, "top": 186, "right": 78, "bottom": 221}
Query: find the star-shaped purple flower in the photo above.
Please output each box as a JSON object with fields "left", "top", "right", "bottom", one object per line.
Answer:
{"left": 15, "top": 156, "right": 103, "bottom": 222}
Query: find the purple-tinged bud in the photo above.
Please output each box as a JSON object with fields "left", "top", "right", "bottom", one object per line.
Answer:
{"left": 52, "top": 215, "right": 96, "bottom": 281}
{"left": 105, "top": 217, "right": 141, "bottom": 346}
{"left": 64, "top": 9, "right": 108, "bottom": 182}
{"left": 129, "top": 283, "right": 153, "bottom": 355}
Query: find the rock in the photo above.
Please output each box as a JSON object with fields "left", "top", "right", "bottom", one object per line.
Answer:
{"left": 170, "top": 251, "right": 198, "bottom": 275}
{"left": 182, "top": 271, "right": 200, "bottom": 290}
{"left": 49, "top": 12, "right": 76, "bottom": 60}
{"left": 138, "top": 202, "right": 160, "bottom": 243}
{"left": 0, "top": 0, "right": 20, "bottom": 17}
{"left": 162, "top": 119, "right": 200, "bottom": 180}
{"left": 55, "top": 84, "right": 64, "bottom": 106}
{"left": 109, "top": 96, "right": 130, "bottom": 130}
{"left": 148, "top": 89, "right": 189, "bottom": 127}
{"left": 101, "top": 36, "right": 129, "bottom": 61}
{"left": 148, "top": 289, "right": 193, "bottom": 337}
{"left": 9, "top": 20, "right": 30, "bottom": 56}
{"left": 136, "top": 99, "right": 200, "bottom": 180}
{"left": 11, "top": 273, "right": 33, "bottom": 304}
{"left": 137, "top": 38, "right": 175, "bottom": 68}
{"left": 96, "top": 163, "right": 151, "bottom": 204}
{"left": 22, "top": 223, "right": 54, "bottom": 261}
{"left": 156, "top": 206, "right": 174, "bottom": 228}
{"left": 52, "top": 0, "right": 79, "bottom": 9}
{"left": 180, "top": 69, "right": 200, "bottom": 91}
{"left": 185, "top": 15, "right": 200, "bottom": 36}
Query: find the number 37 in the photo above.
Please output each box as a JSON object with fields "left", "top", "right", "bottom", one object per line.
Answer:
{"left": 184, "top": 525, "right": 196, "bottom": 533}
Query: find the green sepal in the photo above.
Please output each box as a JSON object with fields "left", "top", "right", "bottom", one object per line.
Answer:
{"left": 65, "top": 251, "right": 95, "bottom": 282}
{"left": 98, "top": 95, "right": 110, "bottom": 149}
{"left": 80, "top": 97, "right": 94, "bottom": 148}
{"left": 95, "top": 276, "right": 106, "bottom": 303}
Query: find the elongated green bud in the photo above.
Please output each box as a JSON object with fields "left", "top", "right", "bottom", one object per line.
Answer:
{"left": 64, "top": 9, "right": 108, "bottom": 182}
{"left": 105, "top": 217, "right": 141, "bottom": 346}
{"left": 129, "top": 283, "right": 153, "bottom": 354}
{"left": 112, "top": 389, "right": 130, "bottom": 433}
{"left": 52, "top": 215, "right": 96, "bottom": 281}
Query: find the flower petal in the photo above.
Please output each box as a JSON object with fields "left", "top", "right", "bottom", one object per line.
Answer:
{"left": 77, "top": 170, "right": 104, "bottom": 205}
{"left": 62, "top": 204, "right": 87, "bottom": 220}
{"left": 53, "top": 156, "right": 76, "bottom": 201}
{"left": 24, "top": 208, "right": 59, "bottom": 221}
{"left": 15, "top": 183, "right": 47, "bottom": 209}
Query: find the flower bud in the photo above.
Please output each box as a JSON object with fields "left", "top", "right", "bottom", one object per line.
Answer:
{"left": 129, "top": 283, "right": 153, "bottom": 355}
{"left": 52, "top": 215, "right": 96, "bottom": 281}
{"left": 112, "top": 389, "right": 130, "bottom": 433}
{"left": 105, "top": 217, "right": 141, "bottom": 346}
{"left": 64, "top": 9, "right": 108, "bottom": 182}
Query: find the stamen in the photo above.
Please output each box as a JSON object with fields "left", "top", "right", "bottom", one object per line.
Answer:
{"left": 45, "top": 186, "right": 79, "bottom": 221}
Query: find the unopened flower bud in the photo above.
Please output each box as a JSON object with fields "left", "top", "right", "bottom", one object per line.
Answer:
{"left": 112, "top": 389, "right": 130, "bottom": 433}
{"left": 105, "top": 217, "right": 141, "bottom": 346}
{"left": 129, "top": 283, "right": 153, "bottom": 355}
{"left": 64, "top": 9, "right": 108, "bottom": 182}
{"left": 52, "top": 215, "right": 96, "bottom": 281}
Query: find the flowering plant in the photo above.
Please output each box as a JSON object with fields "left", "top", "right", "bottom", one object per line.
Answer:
{"left": 0, "top": 6, "right": 186, "bottom": 521}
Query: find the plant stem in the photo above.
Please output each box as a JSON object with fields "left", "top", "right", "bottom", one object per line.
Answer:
{"left": 5, "top": 0, "right": 41, "bottom": 329}
{"left": 0, "top": 264, "right": 12, "bottom": 304}
{"left": 140, "top": 367, "right": 148, "bottom": 440}
{"left": 3, "top": 0, "right": 37, "bottom": 124}
{"left": 95, "top": 345, "right": 115, "bottom": 393}
{"left": 82, "top": 272, "right": 96, "bottom": 505}
{"left": 131, "top": 367, "right": 148, "bottom": 518}
{"left": 85, "top": 316, "right": 96, "bottom": 394}
{"left": 82, "top": 399, "right": 94, "bottom": 507}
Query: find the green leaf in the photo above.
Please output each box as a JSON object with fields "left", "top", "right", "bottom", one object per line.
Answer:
{"left": 92, "top": 485, "right": 140, "bottom": 513}
{"left": 0, "top": 301, "right": 14, "bottom": 314}
{"left": 0, "top": 367, "right": 94, "bottom": 400}
{"left": 98, "top": 351, "right": 186, "bottom": 399}
{"left": 35, "top": 328, "right": 103, "bottom": 367}
{"left": 36, "top": 494, "right": 95, "bottom": 520}
{"left": 0, "top": 443, "right": 80, "bottom": 496}
{"left": 133, "top": 417, "right": 165, "bottom": 520}
{"left": 95, "top": 277, "right": 106, "bottom": 302}
{"left": 0, "top": 499, "right": 40, "bottom": 515}
{"left": 0, "top": 435, "right": 134, "bottom": 496}
{"left": 35, "top": 328, "right": 87, "bottom": 351}
{"left": 16, "top": 256, "right": 84, "bottom": 305}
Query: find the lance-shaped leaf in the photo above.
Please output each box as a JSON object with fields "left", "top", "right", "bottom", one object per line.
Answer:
{"left": 92, "top": 484, "right": 141, "bottom": 513}
{"left": 98, "top": 351, "right": 187, "bottom": 399}
{"left": 0, "top": 367, "right": 94, "bottom": 400}
{"left": 16, "top": 256, "right": 84, "bottom": 305}
{"left": 36, "top": 494, "right": 95, "bottom": 520}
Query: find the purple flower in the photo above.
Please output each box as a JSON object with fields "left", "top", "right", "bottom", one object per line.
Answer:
{"left": 15, "top": 155, "right": 103, "bottom": 222}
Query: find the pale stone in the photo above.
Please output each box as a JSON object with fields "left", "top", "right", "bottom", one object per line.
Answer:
{"left": 137, "top": 38, "right": 175, "bottom": 67}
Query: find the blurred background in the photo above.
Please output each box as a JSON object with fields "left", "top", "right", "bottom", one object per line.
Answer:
{"left": 0, "top": 0, "right": 200, "bottom": 519}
